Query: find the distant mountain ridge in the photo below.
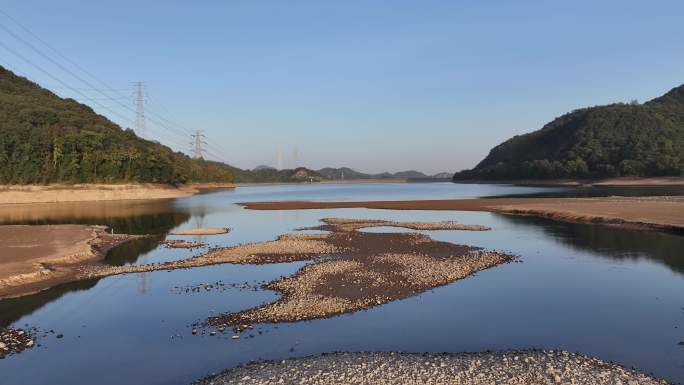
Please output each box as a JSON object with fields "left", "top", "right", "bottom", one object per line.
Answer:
{"left": 316, "top": 167, "right": 449, "bottom": 180}
{"left": 231, "top": 166, "right": 450, "bottom": 183}
{"left": 454, "top": 84, "right": 684, "bottom": 180}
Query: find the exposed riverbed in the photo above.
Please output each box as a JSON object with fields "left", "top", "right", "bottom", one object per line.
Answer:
{"left": 0, "top": 183, "right": 682, "bottom": 385}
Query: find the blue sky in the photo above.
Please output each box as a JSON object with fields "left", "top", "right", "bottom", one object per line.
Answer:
{"left": 1, "top": 1, "right": 683, "bottom": 174}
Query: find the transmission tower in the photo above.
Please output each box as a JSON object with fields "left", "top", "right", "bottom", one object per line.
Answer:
{"left": 190, "top": 130, "right": 207, "bottom": 159}
{"left": 134, "top": 81, "right": 146, "bottom": 135}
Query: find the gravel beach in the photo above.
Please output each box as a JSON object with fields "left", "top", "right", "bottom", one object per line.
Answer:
{"left": 193, "top": 351, "right": 670, "bottom": 385}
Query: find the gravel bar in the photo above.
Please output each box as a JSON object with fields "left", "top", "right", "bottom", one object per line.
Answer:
{"left": 193, "top": 351, "right": 670, "bottom": 385}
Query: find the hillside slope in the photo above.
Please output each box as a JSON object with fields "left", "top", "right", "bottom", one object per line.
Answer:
{"left": 0, "top": 66, "right": 233, "bottom": 184}
{"left": 454, "top": 84, "right": 684, "bottom": 180}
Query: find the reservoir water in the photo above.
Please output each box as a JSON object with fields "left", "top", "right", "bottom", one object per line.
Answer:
{"left": 0, "top": 183, "right": 682, "bottom": 385}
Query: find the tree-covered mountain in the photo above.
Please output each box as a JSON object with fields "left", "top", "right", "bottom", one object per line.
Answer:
{"left": 0, "top": 66, "right": 233, "bottom": 184}
{"left": 229, "top": 166, "right": 324, "bottom": 183}
{"left": 454, "top": 84, "right": 684, "bottom": 180}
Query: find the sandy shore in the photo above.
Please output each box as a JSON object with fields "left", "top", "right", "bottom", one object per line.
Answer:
{"left": 0, "top": 225, "right": 138, "bottom": 299}
{"left": 241, "top": 196, "right": 684, "bottom": 233}
{"left": 0, "top": 183, "right": 236, "bottom": 205}
{"left": 193, "top": 351, "right": 669, "bottom": 385}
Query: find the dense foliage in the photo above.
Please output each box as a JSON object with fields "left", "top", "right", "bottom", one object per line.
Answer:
{"left": 0, "top": 66, "right": 233, "bottom": 184}
{"left": 454, "top": 85, "right": 684, "bottom": 180}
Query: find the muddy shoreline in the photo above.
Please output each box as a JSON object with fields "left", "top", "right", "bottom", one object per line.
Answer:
{"left": 0, "top": 183, "right": 236, "bottom": 205}
{"left": 193, "top": 350, "right": 670, "bottom": 385}
{"left": 0, "top": 225, "right": 140, "bottom": 299}
{"left": 240, "top": 196, "right": 684, "bottom": 233}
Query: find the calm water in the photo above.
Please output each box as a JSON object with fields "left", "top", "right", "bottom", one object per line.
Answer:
{"left": 0, "top": 183, "right": 683, "bottom": 385}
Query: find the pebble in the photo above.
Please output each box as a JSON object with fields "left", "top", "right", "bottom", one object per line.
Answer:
{"left": 191, "top": 351, "right": 669, "bottom": 385}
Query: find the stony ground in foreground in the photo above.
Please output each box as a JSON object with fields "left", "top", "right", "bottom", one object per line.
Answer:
{"left": 0, "top": 326, "right": 36, "bottom": 359}
{"left": 193, "top": 351, "right": 670, "bottom": 385}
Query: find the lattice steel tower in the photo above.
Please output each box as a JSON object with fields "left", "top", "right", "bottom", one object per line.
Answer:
{"left": 134, "top": 81, "right": 146, "bottom": 135}
{"left": 190, "top": 130, "right": 206, "bottom": 159}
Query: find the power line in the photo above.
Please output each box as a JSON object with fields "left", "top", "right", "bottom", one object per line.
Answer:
{"left": 0, "top": 11, "right": 231, "bottom": 164}
{"left": 0, "top": 40, "right": 135, "bottom": 127}
{"left": 0, "top": 9, "right": 129, "bottom": 98}
{"left": 0, "top": 12, "right": 206, "bottom": 147}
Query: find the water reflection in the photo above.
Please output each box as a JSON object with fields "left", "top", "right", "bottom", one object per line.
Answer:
{"left": 104, "top": 235, "right": 166, "bottom": 266}
{"left": 0, "top": 279, "right": 98, "bottom": 327}
{"left": 0, "top": 200, "right": 190, "bottom": 234}
{"left": 496, "top": 214, "right": 684, "bottom": 274}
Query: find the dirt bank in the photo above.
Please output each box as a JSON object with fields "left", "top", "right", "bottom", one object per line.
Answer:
{"left": 0, "top": 183, "right": 236, "bottom": 205}
{"left": 240, "top": 196, "right": 684, "bottom": 233}
{"left": 0, "top": 225, "right": 138, "bottom": 299}
{"left": 193, "top": 350, "right": 669, "bottom": 385}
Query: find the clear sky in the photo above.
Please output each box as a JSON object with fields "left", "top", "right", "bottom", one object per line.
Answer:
{"left": 1, "top": 1, "right": 683, "bottom": 174}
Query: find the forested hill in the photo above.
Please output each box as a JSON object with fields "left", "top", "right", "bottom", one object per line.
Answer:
{"left": 453, "top": 84, "right": 684, "bottom": 180}
{"left": 0, "top": 66, "right": 233, "bottom": 184}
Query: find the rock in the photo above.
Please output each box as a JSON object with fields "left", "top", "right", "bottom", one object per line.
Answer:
{"left": 56, "top": 334, "right": 64, "bottom": 339}
{"left": 0, "top": 342, "right": 6, "bottom": 349}
{"left": 679, "top": 341, "right": 684, "bottom": 346}
{"left": 25, "top": 340, "right": 34, "bottom": 348}
{"left": 231, "top": 335, "right": 240, "bottom": 339}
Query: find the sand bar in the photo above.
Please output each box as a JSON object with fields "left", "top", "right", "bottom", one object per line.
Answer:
{"left": 170, "top": 228, "right": 230, "bottom": 235}
{"left": 240, "top": 196, "right": 684, "bottom": 233}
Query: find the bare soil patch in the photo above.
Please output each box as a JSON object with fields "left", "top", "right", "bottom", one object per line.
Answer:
{"left": 0, "top": 225, "right": 139, "bottom": 299}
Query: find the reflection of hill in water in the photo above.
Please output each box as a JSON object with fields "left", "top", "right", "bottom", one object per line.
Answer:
{"left": 0, "top": 279, "right": 98, "bottom": 327}
{"left": 0, "top": 200, "right": 198, "bottom": 326}
{"left": 496, "top": 214, "right": 684, "bottom": 274}
{"left": 0, "top": 200, "right": 191, "bottom": 234}
{"left": 104, "top": 235, "right": 165, "bottom": 266}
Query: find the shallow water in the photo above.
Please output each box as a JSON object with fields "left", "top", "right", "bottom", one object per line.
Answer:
{"left": 1, "top": 183, "right": 683, "bottom": 385}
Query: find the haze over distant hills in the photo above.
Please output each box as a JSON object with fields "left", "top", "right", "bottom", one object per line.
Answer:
{"left": 226, "top": 166, "right": 451, "bottom": 183}
{"left": 454, "top": 84, "right": 684, "bottom": 180}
